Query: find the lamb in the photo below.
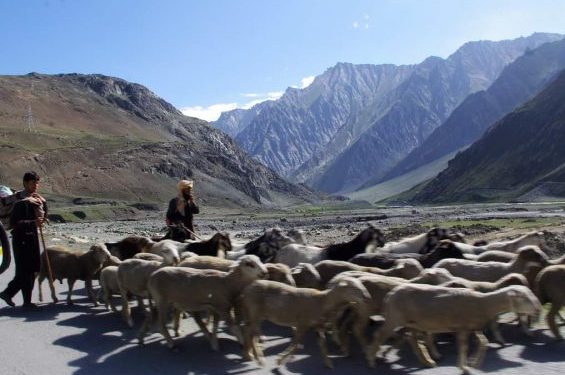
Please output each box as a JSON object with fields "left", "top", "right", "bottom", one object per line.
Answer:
{"left": 117, "top": 252, "right": 179, "bottom": 327}
{"left": 378, "top": 228, "right": 449, "bottom": 254}
{"left": 535, "top": 264, "right": 565, "bottom": 339}
{"left": 274, "top": 225, "right": 385, "bottom": 268}
{"left": 238, "top": 276, "right": 371, "bottom": 368}
{"left": 290, "top": 263, "right": 322, "bottom": 289}
{"left": 38, "top": 244, "right": 111, "bottom": 305}
{"left": 433, "top": 245, "right": 549, "bottom": 282}
{"left": 366, "top": 284, "right": 542, "bottom": 372}
{"left": 287, "top": 228, "right": 307, "bottom": 245}
{"left": 105, "top": 235, "right": 154, "bottom": 260}
{"left": 138, "top": 255, "right": 268, "bottom": 350}
{"left": 349, "top": 240, "right": 465, "bottom": 269}
{"left": 485, "top": 231, "right": 546, "bottom": 253}
{"left": 315, "top": 259, "right": 423, "bottom": 287}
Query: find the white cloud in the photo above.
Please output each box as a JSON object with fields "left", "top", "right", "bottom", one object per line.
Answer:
{"left": 242, "top": 91, "right": 284, "bottom": 109}
{"left": 300, "top": 76, "right": 315, "bottom": 88}
{"left": 180, "top": 103, "right": 238, "bottom": 121}
{"left": 352, "top": 21, "right": 359, "bottom": 29}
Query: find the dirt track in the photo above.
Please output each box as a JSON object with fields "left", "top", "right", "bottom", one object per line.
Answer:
{"left": 1, "top": 202, "right": 565, "bottom": 375}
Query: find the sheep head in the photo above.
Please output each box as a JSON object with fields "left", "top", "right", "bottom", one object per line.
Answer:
{"left": 90, "top": 243, "right": 111, "bottom": 265}
{"left": 516, "top": 245, "right": 549, "bottom": 267}
{"left": 330, "top": 276, "right": 371, "bottom": 305}
{"left": 232, "top": 254, "right": 268, "bottom": 281}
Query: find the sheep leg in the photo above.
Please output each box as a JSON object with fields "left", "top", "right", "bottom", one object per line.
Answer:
{"left": 519, "top": 314, "right": 533, "bottom": 336}
{"left": 407, "top": 334, "right": 436, "bottom": 367}
{"left": 469, "top": 331, "right": 488, "bottom": 368}
{"left": 209, "top": 312, "right": 221, "bottom": 351}
{"left": 547, "top": 303, "right": 564, "bottom": 340}
{"left": 173, "top": 309, "right": 181, "bottom": 337}
{"left": 366, "top": 322, "right": 396, "bottom": 368}
{"left": 103, "top": 287, "right": 116, "bottom": 312}
{"left": 316, "top": 329, "right": 334, "bottom": 369}
{"left": 424, "top": 333, "right": 441, "bottom": 360}
{"left": 192, "top": 312, "right": 215, "bottom": 348}
{"left": 120, "top": 288, "right": 133, "bottom": 328}
{"left": 66, "top": 279, "right": 75, "bottom": 305}
{"left": 489, "top": 320, "right": 506, "bottom": 346}
{"left": 277, "top": 328, "right": 305, "bottom": 366}
{"left": 222, "top": 311, "right": 243, "bottom": 345}
{"left": 137, "top": 308, "right": 153, "bottom": 346}
{"left": 48, "top": 275, "right": 59, "bottom": 304}
{"left": 456, "top": 331, "right": 470, "bottom": 374}
{"left": 85, "top": 278, "right": 98, "bottom": 307}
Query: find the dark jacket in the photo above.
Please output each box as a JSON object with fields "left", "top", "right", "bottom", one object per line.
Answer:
{"left": 10, "top": 199, "right": 47, "bottom": 273}
{"left": 166, "top": 197, "right": 199, "bottom": 233}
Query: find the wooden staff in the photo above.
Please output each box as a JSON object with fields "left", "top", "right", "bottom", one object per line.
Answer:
{"left": 38, "top": 221, "right": 55, "bottom": 292}
{"left": 180, "top": 223, "right": 202, "bottom": 241}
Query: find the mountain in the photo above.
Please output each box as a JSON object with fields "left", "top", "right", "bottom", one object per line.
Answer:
{"left": 0, "top": 73, "right": 317, "bottom": 207}
{"left": 213, "top": 103, "right": 271, "bottom": 138}
{"left": 381, "top": 37, "right": 565, "bottom": 184}
{"left": 408, "top": 68, "right": 565, "bottom": 204}
{"left": 214, "top": 33, "right": 562, "bottom": 194}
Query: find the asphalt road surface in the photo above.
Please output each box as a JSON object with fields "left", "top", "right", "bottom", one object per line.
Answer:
{"left": 1, "top": 262, "right": 565, "bottom": 375}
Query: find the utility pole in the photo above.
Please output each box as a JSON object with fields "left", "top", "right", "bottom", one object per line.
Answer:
{"left": 23, "top": 81, "right": 36, "bottom": 133}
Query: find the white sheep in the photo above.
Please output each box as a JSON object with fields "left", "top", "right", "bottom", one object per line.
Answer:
{"left": 238, "top": 276, "right": 371, "bottom": 368}
{"left": 99, "top": 265, "right": 120, "bottom": 311}
{"left": 433, "top": 245, "right": 548, "bottom": 282}
{"left": 38, "top": 244, "right": 111, "bottom": 306}
{"left": 315, "top": 259, "right": 423, "bottom": 287}
{"left": 117, "top": 253, "right": 179, "bottom": 327}
{"left": 485, "top": 231, "right": 546, "bottom": 253}
{"left": 379, "top": 228, "right": 448, "bottom": 254}
{"left": 366, "top": 284, "right": 541, "bottom": 372}
{"left": 138, "top": 255, "right": 268, "bottom": 351}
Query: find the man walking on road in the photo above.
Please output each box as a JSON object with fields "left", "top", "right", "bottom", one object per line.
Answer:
{"left": 0, "top": 171, "right": 47, "bottom": 309}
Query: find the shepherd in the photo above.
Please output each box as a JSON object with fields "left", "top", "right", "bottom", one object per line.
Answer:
{"left": 165, "top": 179, "right": 200, "bottom": 240}
{"left": 0, "top": 171, "right": 47, "bottom": 309}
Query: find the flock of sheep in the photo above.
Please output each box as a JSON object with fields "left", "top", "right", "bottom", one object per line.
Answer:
{"left": 35, "top": 225, "right": 565, "bottom": 373}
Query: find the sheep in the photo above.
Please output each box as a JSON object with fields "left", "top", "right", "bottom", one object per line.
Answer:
{"left": 38, "top": 244, "right": 111, "bottom": 306}
{"left": 133, "top": 252, "right": 164, "bottom": 262}
{"left": 274, "top": 225, "right": 385, "bottom": 268}
{"left": 349, "top": 240, "right": 465, "bottom": 269}
{"left": 138, "top": 255, "right": 268, "bottom": 351}
{"left": 290, "top": 263, "right": 322, "bottom": 289}
{"left": 485, "top": 231, "right": 546, "bottom": 253}
{"left": 535, "top": 264, "right": 565, "bottom": 339}
{"left": 449, "top": 241, "right": 489, "bottom": 255}
{"left": 287, "top": 228, "right": 306, "bottom": 245}
{"left": 182, "top": 232, "right": 232, "bottom": 257}
{"left": 178, "top": 255, "right": 233, "bottom": 271}
{"left": 178, "top": 256, "right": 295, "bottom": 286}
{"left": 105, "top": 235, "right": 154, "bottom": 260}
{"left": 441, "top": 273, "right": 530, "bottom": 292}
{"left": 99, "top": 266, "right": 120, "bottom": 311}
{"left": 378, "top": 227, "right": 449, "bottom": 254}
{"left": 117, "top": 252, "right": 179, "bottom": 327}
{"left": 366, "top": 284, "right": 542, "bottom": 372}
{"left": 226, "top": 227, "right": 295, "bottom": 262}
{"left": 433, "top": 245, "right": 549, "bottom": 282}
{"left": 315, "top": 259, "right": 423, "bottom": 287}
{"left": 238, "top": 276, "right": 371, "bottom": 368}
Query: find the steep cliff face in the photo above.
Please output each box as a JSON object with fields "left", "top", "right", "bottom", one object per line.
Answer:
{"left": 0, "top": 73, "right": 317, "bottom": 207}
{"left": 409, "top": 68, "right": 565, "bottom": 204}
{"left": 216, "top": 33, "right": 562, "bottom": 193}
{"left": 381, "top": 37, "right": 565, "bottom": 184}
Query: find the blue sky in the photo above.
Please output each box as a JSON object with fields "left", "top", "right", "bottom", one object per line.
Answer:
{"left": 1, "top": 0, "right": 565, "bottom": 121}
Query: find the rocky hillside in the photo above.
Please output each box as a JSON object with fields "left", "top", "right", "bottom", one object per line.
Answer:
{"left": 382, "top": 37, "right": 565, "bottom": 183}
{"left": 409, "top": 68, "right": 565, "bottom": 204}
{"left": 0, "top": 73, "right": 318, "bottom": 208}
{"left": 214, "top": 33, "right": 562, "bottom": 194}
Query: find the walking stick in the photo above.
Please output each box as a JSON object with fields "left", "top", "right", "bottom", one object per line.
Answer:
{"left": 38, "top": 222, "right": 55, "bottom": 296}
{"left": 180, "top": 223, "right": 203, "bottom": 241}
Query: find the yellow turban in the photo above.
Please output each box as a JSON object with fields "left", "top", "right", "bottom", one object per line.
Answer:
{"left": 177, "top": 179, "right": 193, "bottom": 192}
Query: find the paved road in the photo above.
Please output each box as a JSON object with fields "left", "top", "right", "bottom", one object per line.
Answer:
{"left": 1, "top": 266, "right": 565, "bottom": 375}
